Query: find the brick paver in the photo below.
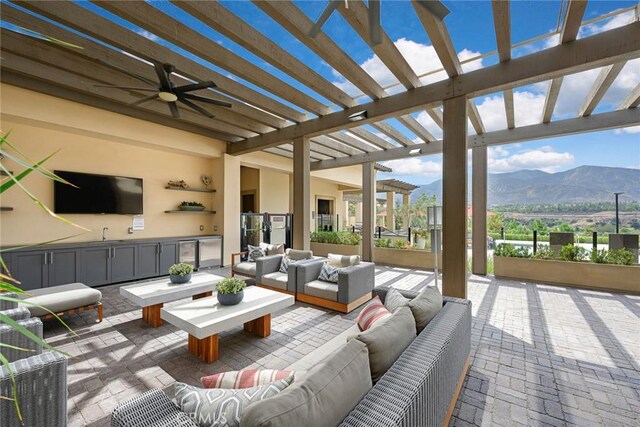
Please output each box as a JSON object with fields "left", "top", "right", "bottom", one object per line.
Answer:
{"left": 39, "top": 266, "right": 639, "bottom": 426}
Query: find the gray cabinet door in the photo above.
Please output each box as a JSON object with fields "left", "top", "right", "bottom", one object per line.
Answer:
{"left": 10, "top": 251, "right": 47, "bottom": 290}
{"left": 84, "top": 247, "right": 111, "bottom": 286}
{"left": 112, "top": 245, "right": 137, "bottom": 283}
{"left": 159, "top": 241, "right": 179, "bottom": 274}
{"left": 48, "top": 249, "right": 82, "bottom": 287}
{"left": 138, "top": 243, "right": 159, "bottom": 279}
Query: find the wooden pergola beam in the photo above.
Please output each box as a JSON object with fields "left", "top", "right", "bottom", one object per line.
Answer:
{"left": 397, "top": 115, "right": 437, "bottom": 142}
{"left": 228, "top": 20, "right": 639, "bottom": 155}
{"left": 371, "top": 121, "right": 416, "bottom": 147}
{"left": 311, "top": 135, "right": 364, "bottom": 156}
{"left": 579, "top": 62, "right": 626, "bottom": 116}
{"left": 349, "top": 128, "right": 396, "bottom": 150}
{"left": 619, "top": 83, "right": 640, "bottom": 109}
{"left": 329, "top": 132, "right": 380, "bottom": 153}
{"left": 310, "top": 108, "right": 640, "bottom": 170}
{"left": 492, "top": 1, "right": 515, "bottom": 129}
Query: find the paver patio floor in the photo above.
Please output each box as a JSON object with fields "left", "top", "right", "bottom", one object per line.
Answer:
{"left": 41, "top": 266, "right": 639, "bottom": 426}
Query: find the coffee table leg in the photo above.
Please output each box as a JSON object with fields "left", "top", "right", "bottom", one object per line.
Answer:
{"left": 189, "top": 334, "right": 219, "bottom": 363}
{"left": 193, "top": 291, "right": 213, "bottom": 300}
{"left": 244, "top": 314, "right": 271, "bottom": 338}
{"left": 142, "top": 303, "right": 164, "bottom": 327}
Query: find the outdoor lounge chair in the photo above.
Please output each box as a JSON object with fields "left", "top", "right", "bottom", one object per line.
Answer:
{"left": 255, "top": 249, "right": 317, "bottom": 295}
{"left": 231, "top": 242, "right": 286, "bottom": 278}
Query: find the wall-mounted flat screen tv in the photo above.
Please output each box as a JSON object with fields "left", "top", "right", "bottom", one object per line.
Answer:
{"left": 54, "top": 171, "right": 143, "bottom": 214}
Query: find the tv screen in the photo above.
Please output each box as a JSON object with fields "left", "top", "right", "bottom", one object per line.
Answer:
{"left": 54, "top": 171, "right": 143, "bottom": 214}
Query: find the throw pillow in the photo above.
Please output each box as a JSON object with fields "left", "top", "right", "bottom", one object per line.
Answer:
{"left": 353, "top": 306, "right": 416, "bottom": 383}
{"left": 327, "top": 253, "right": 361, "bottom": 267}
{"left": 248, "top": 245, "right": 266, "bottom": 262}
{"left": 384, "top": 287, "right": 410, "bottom": 313}
{"left": 356, "top": 296, "right": 392, "bottom": 331}
{"left": 279, "top": 256, "right": 296, "bottom": 273}
{"left": 407, "top": 286, "right": 443, "bottom": 333}
{"left": 201, "top": 369, "right": 294, "bottom": 389}
{"left": 318, "top": 262, "right": 341, "bottom": 283}
{"left": 176, "top": 376, "right": 293, "bottom": 427}
{"left": 286, "top": 249, "right": 313, "bottom": 260}
{"left": 266, "top": 244, "right": 285, "bottom": 256}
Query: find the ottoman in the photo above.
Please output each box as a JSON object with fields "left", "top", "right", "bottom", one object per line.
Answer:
{"left": 20, "top": 282, "right": 103, "bottom": 322}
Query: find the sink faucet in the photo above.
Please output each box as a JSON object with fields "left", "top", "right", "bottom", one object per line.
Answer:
{"left": 102, "top": 227, "right": 109, "bottom": 242}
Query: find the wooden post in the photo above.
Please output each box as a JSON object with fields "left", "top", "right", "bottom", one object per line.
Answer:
{"left": 386, "top": 191, "right": 395, "bottom": 231}
{"left": 442, "top": 96, "right": 468, "bottom": 298}
{"left": 293, "top": 136, "right": 311, "bottom": 250}
{"left": 472, "top": 146, "right": 488, "bottom": 275}
{"left": 402, "top": 193, "right": 410, "bottom": 230}
{"left": 362, "top": 162, "right": 376, "bottom": 262}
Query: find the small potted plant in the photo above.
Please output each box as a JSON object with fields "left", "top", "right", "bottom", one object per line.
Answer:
{"left": 168, "top": 262, "right": 194, "bottom": 284}
{"left": 179, "top": 201, "right": 205, "bottom": 211}
{"left": 414, "top": 229, "right": 429, "bottom": 250}
{"left": 216, "top": 277, "right": 247, "bottom": 306}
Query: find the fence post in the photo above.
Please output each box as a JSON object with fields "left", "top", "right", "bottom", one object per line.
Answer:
{"left": 593, "top": 231, "right": 598, "bottom": 250}
{"left": 501, "top": 227, "right": 505, "bottom": 240}
{"left": 533, "top": 230, "right": 537, "bottom": 254}
{"left": 407, "top": 227, "right": 412, "bottom": 242}
{"left": 352, "top": 226, "right": 355, "bottom": 233}
{"left": 377, "top": 226, "right": 382, "bottom": 239}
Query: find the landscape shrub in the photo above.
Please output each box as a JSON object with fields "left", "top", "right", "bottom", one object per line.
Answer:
{"left": 392, "top": 239, "right": 411, "bottom": 250}
{"left": 532, "top": 246, "right": 554, "bottom": 260}
{"left": 494, "top": 243, "right": 531, "bottom": 258}
{"left": 607, "top": 248, "right": 635, "bottom": 265}
{"left": 558, "top": 244, "right": 587, "bottom": 262}
{"left": 374, "top": 238, "right": 392, "bottom": 248}
{"left": 310, "top": 231, "right": 360, "bottom": 245}
{"left": 590, "top": 248, "right": 609, "bottom": 264}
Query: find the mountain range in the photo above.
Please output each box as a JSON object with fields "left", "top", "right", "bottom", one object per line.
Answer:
{"left": 408, "top": 166, "right": 640, "bottom": 206}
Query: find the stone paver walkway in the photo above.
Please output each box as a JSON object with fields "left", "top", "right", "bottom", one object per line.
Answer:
{"left": 40, "top": 266, "right": 639, "bottom": 426}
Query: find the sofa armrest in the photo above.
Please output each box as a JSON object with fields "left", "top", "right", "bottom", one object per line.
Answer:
{"left": 111, "top": 388, "right": 198, "bottom": 427}
{"left": 231, "top": 251, "right": 248, "bottom": 267}
{"left": 337, "top": 263, "right": 375, "bottom": 304}
{"left": 256, "top": 255, "right": 283, "bottom": 281}
{"left": 0, "top": 351, "right": 67, "bottom": 427}
{"left": 0, "top": 317, "right": 43, "bottom": 363}
{"left": 0, "top": 307, "right": 31, "bottom": 322}
{"left": 341, "top": 298, "right": 472, "bottom": 427}
{"left": 0, "top": 292, "right": 20, "bottom": 311}
{"left": 374, "top": 286, "right": 420, "bottom": 304}
{"left": 295, "top": 259, "right": 325, "bottom": 294}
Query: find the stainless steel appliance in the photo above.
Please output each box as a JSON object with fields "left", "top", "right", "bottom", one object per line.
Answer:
{"left": 179, "top": 240, "right": 197, "bottom": 268}
{"left": 198, "top": 237, "right": 222, "bottom": 269}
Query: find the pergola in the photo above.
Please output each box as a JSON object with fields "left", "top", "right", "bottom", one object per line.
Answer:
{"left": 2, "top": 1, "right": 639, "bottom": 297}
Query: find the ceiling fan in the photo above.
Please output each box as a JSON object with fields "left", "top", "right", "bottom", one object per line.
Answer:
{"left": 96, "top": 62, "right": 231, "bottom": 118}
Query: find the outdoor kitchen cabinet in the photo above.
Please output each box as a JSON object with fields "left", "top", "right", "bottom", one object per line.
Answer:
{"left": 137, "top": 241, "right": 179, "bottom": 279}
{"left": 9, "top": 248, "right": 82, "bottom": 290}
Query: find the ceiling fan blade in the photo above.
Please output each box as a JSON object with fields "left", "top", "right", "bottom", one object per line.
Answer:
{"left": 415, "top": 0, "right": 450, "bottom": 20}
{"left": 95, "top": 84, "right": 157, "bottom": 91}
{"left": 130, "top": 93, "right": 159, "bottom": 106}
{"left": 181, "top": 93, "right": 232, "bottom": 108}
{"left": 179, "top": 98, "right": 214, "bottom": 118}
{"left": 168, "top": 101, "right": 180, "bottom": 118}
{"left": 174, "top": 81, "right": 216, "bottom": 93}
{"left": 153, "top": 61, "right": 172, "bottom": 90}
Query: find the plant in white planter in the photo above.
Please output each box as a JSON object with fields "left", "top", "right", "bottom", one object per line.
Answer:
{"left": 414, "top": 229, "right": 429, "bottom": 250}
{"left": 216, "top": 277, "right": 247, "bottom": 306}
{"left": 168, "top": 262, "right": 194, "bottom": 284}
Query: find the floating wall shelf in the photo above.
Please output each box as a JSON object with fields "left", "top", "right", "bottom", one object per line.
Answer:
{"left": 0, "top": 207, "right": 15, "bottom": 211}
{"left": 165, "top": 186, "right": 215, "bottom": 193}
{"left": 164, "top": 210, "right": 216, "bottom": 214}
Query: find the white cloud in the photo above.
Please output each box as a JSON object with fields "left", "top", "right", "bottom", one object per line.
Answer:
{"left": 382, "top": 158, "right": 442, "bottom": 177}
{"left": 615, "top": 125, "right": 640, "bottom": 134}
{"left": 414, "top": 110, "right": 443, "bottom": 139}
{"left": 488, "top": 146, "right": 575, "bottom": 173}
{"left": 579, "top": 10, "right": 635, "bottom": 38}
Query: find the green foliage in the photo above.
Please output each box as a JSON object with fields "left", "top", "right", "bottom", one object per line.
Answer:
{"left": 168, "top": 262, "right": 194, "bottom": 276}
{"left": 607, "top": 248, "right": 635, "bottom": 266}
{"left": 487, "top": 212, "right": 505, "bottom": 234}
{"left": 493, "top": 202, "right": 640, "bottom": 214}
{"left": 395, "top": 193, "right": 437, "bottom": 230}
{"left": 216, "top": 277, "right": 246, "bottom": 294}
{"left": 413, "top": 229, "right": 429, "bottom": 239}
{"left": 494, "top": 243, "right": 531, "bottom": 258}
{"left": 180, "top": 201, "right": 204, "bottom": 207}
{"left": 533, "top": 246, "right": 554, "bottom": 260}
{"left": 590, "top": 248, "right": 609, "bottom": 264}
{"left": 310, "top": 231, "right": 360, "bottom": 246}
{"left": 392, "top": 239, "right": 411, "bottom": 250}
{"left": 558, "top": 244, "right": 586, "bottom": 262}
{"left": 374, "top": 238, "right": 392, "bottom": 248}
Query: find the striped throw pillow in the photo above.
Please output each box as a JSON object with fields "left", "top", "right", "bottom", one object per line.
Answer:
{"left": 201, "top": 369, "right": 294, "bottom": 389}
{"left": 356, "top": 296, "right": 392, "bottom": 331}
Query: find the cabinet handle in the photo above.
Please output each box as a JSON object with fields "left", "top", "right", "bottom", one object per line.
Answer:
{"left": 111, "top": 247, "right": 115, "bottom": 258}
{"left": 159, "top": 244, "right": 163, "bottom": 254}
{"left": 49, "top": 252, "right": 54, "bottom": 264}
{"left": 44, "top": 253, "right": 48, "bottom": 265}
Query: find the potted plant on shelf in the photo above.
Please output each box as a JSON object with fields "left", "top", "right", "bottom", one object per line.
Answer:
{"left": 179, "top": 201, "right": 205, "bottom": 211}
{"left": 414, "top": 229, "right": 429, "bottom": 250}
{"left": 168, "top": 262, "right": 194, "bottom": 284}
{"left": 216, "top": 277, "right": 247, "bottom": 306}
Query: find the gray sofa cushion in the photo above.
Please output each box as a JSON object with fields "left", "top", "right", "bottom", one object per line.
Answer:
{"left": 20, "top": 283, "right": 102, "bottom": 317}
{"left": 261, "top": 272, "right": 288, "bottom": 290}
{"left": 384, "top": 286, "right": 410, "bottom": 312}
{"left": 241, "top": 339, "right": 372, "bottom": 427}
{"left": 327, "top": 253, "right": 361, "bottom": 267}
{"left": 286, "top": 249, "right": 313, "bottom": 260}
{"left": 266, "top": 243, "right": 285, "bottom": 256}
{"left": 408, "top": 286, "right": 443, "bottom": 333}
{"left": 175, "top": 376, "right": 293, "bottom": 427}
{"left": 304, "top": 280, "right": 338, "bottom": 301}
{"left": 233, "top": 261, "right": 256, "bottom": 276}
{"left": 353, "top": 306, "right": 416, "bottom": 382}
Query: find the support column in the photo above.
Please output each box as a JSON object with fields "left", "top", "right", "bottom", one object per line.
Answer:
{"left": 293, "top": 136, "right": 310, "bottom": 250}
{"left": 386, "top": 191, "right": 395, "bottom": 231}
{"left": 362, "top": 162, "right": 376, "bottom": 262}
{"left": 402, "top": 194, "right": 410, "bottom": 230}
{"left": 472, "top": 146, "right": 488, "bottom": 275}
{"left": 355, "top": 201, "right": 363, "bottom": 224}
{"left": 442, "top": 96, "right": 468, "bottom": 298}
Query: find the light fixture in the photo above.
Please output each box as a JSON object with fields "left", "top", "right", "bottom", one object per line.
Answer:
{"left": 158, "top": 91, "right": 178, "bottom": 103}
{"left": 409, "top": 148, "right": 422, "bottom": 155}
{"left": 348, "top": 110, "right": 368, "bottom": 122}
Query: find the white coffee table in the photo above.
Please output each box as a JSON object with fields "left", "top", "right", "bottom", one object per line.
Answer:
{"left": 161, "top": 286, "right": 294, "bottom": 363}
{"left": 119, "top": 272, "right": 224, "bottom": 327}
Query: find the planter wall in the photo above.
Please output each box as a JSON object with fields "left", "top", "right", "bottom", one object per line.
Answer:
{"left": 373, "top": 247, "right": 442, "bottom": 270}
{"left": 310, "top": 242, "right": 361, "bottom": 257}
{"left": 494, "top": 256, "right": 639, "bottom": 294}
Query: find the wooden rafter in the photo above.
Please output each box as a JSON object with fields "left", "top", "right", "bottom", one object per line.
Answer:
{"left": 397, "top": 115, "right": 437, "bottom": 142}
{"left": 329, "top": 132, "right": 380, "bottom": 153}
{"left": 619, "top": 83, "right": 640, "bottom": 109}
{"left": 491, "top": 1, "right": 515, "bottom": 129}
{"left": 16, "top": 1, "right": 307, "bottom": 123}
{"left": 348, "top": 128, "right": 396, "bottom": 150}
{"left": 172, "top": 1, "right": 355, "bottom": 108}
{"left": 311, "top": 135, "right": 364, "bottom": 156}
{"left": 411, "top": 0, "right": 485, "bottom": 134}
{"left": 310, "top": 109, "right": 640, "bottom": 170}
{"left": 95, "top": 1, "right": 331, "bottom": 116}
{"left": 228, "top": 21, "right": 640, "bottom": 154}
{"left": 309, "top": 142, "right": 345, "bottom": 159}
{"left": 579, "top": 62, "right": 626, "bottom": 116}
{"left": 370, "top": 121, "right": 415, "bottom": 147}
{"left": 540, "top": 0, "right": 588, "bottom": 123}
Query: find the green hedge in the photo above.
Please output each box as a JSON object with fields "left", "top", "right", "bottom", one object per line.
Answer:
{"left": 311, "top": 231, "right": 360, "bottom": 246}
{"left": 488, "top": 233, "right": 608, "bottom": 244}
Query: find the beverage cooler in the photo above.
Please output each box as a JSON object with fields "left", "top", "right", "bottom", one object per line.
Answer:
{"left": 240, "top": 213, "right": 292, "bottom": 252}
{"left": 179, "top": 236, "right": 223, "bottom": 270}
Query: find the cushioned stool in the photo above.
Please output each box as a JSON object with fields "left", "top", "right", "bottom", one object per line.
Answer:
{"left": 20, "top": 282, "right": 103, "bottom": 322}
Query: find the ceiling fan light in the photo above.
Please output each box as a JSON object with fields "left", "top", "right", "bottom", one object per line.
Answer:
{"left": 158, "top": 91, "right": 178, "bottom": 102}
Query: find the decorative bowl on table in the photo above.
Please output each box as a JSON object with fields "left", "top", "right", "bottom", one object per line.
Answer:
{"left": 216, "top": 278, "right": 247, "bottom": 306}
{"left": 170, "top": 273, "right": 191, "bottom": 284}
{"left": 217, "top": 290, "right": 244, "bottom": 306}
{"left": 168, "top": 262, "right": 194, "bottom": 284}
